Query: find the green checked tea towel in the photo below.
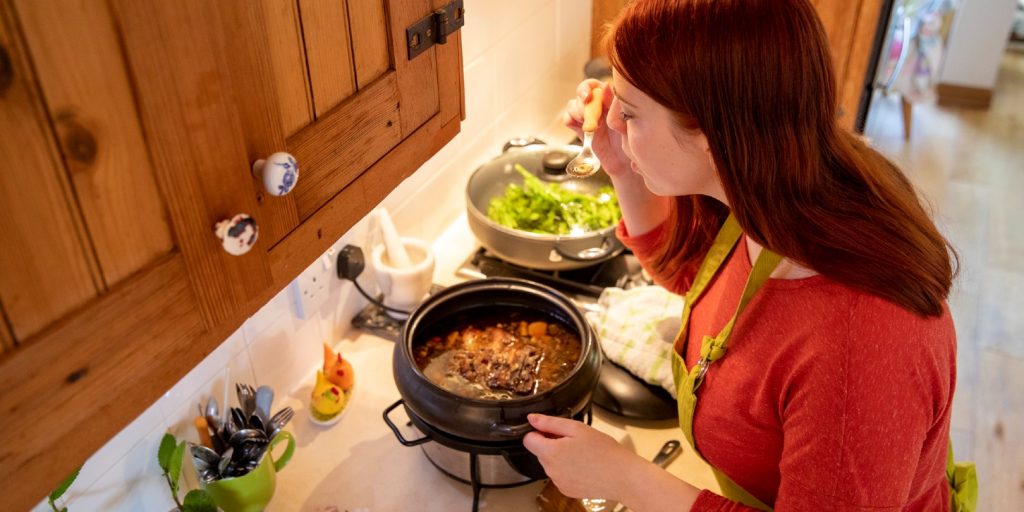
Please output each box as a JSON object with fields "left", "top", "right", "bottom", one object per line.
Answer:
{"left": 585, "top": 285, "right": 684, "bottom": 398}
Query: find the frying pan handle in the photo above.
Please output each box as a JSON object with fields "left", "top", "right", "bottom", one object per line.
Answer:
{"left": 383, "top": 399, "right": 431, "bottom": 446}
{"left": 553, "top": 236, "right": 616, "bottom": 262}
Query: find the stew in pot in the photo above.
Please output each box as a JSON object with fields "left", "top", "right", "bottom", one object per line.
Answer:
{"left": 413, "top": 311, "right": 582, "bottom": 400}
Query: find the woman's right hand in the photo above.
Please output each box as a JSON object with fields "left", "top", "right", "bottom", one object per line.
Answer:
{"left": 565, "top": 79, "right": 670, "bottom": 238}
{"left": 564, "top": 79, "right": 632, "bottom": 178}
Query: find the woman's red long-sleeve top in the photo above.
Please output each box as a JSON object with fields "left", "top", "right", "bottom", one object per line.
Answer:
{"left": 616, "top": 220, "right": 956, "bottom": 511}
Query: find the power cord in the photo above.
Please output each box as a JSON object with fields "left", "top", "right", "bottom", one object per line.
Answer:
{"left": 336, "top": 244, "right": 411, "bottom": 316}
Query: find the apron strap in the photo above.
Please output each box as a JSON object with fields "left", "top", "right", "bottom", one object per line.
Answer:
{"left": 674, "top": 214, "right": 744, "bottom": 354}
{"left": 692, "top": 245, "right": 781, "bottom": 389}
{"left": 699, "top": 248, "right": 783, "bottom": 363}
{"left": 947, "top": 438, "right": 978, "bottom": 511}
{"left": 672, "top": 213, "right": 783, "bottom": 389}
{"left": 671, "top": 213, "right": 783, "bottom": 511}
{"left": 684, "top": 214, "right": 745, "bottom": 306}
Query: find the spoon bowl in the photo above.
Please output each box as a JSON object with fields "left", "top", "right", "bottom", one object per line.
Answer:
{"left": 566, "top": 132, "right": 601, "bottom": 178}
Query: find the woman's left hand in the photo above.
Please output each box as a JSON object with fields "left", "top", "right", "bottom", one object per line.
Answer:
{"left": 522, "top": 413, "right": 643, "bottom": 502}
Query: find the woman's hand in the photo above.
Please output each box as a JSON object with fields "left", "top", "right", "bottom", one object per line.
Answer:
{"left": 522, "top": 413, "right": 644, "bottom": 503}
{"left": 564, "top": 80, "right": 632, "bottom": 179}
{"left": 564, "top": 79, "right": 671, "bottom": 238}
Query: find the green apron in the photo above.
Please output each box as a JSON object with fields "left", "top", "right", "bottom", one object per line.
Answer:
{"left": 669, "top": 214, "right": 978, "bottom": 511}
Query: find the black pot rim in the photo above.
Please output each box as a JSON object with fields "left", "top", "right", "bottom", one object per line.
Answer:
{"left": 400, "top": 277, "right": 595, "bottom": 406}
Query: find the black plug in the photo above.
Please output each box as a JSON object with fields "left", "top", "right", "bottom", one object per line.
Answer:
{"left": 336, "top": 243, "right": 410, "bottom": 316}
{"left": 337, "top": 244, "right": 365, "bottom": 281}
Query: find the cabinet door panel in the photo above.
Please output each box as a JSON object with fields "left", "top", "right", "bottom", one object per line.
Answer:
{"left": 269, "top": 0, "right": 463, "bottom": 281}
{"left": 0, "top": 255, "right": 204, "bottom": 512}
{"left": 432, "top": 0, "right": 465, "bottom": 121}
{"left": 262, "top": 0, "right": 314, "bottom": 137}
{"left": 349, "top": 0, "right": 391, "bottom": 89}
{"left": 112, "top": 0, "right": 273, "bottom": 328}
{"left": 391, "top": 0, "right": 440, "bottom": 137}
{"left": 0, "top": 8, "right": 100, "bottom": 342}
{"left": 299, "top": 0, "right": 357, "bottom": 117}
{"left": 289, "top": 72, "right": 402, "bottom": 219}
{"left": 14, "top": 0, "right": 174, "bottom": 288}
{"left": 217, "top": 2, "right": 299, "bottom": 249}
{"left": 281, "top": 0, "right": 443, "bottom": 220}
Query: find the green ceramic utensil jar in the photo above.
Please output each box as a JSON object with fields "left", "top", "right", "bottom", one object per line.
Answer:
{"left": 204, "top": 431, "right": 295, "bottom": 512}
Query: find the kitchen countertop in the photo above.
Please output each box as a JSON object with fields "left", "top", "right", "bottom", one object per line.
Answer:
{"left": 269, "top": 214, "right": 723, "bottom": 511}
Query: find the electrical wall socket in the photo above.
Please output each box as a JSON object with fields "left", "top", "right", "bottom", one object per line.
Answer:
{"left": 288, "top": 246, "right": 338, "bottom": 320}
{"left": 287, "top": 216, "right": 375, "bottom": 321}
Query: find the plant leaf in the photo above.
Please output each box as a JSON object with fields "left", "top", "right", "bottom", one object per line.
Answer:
{"left": 169, "top": 441, "right": 186, "bottom": 489}
{"left": 158, "top": 433, "right": 176, "bottom": 472}
{"left": 183, "top": 489, "right": 217, "bottom": 512}
{"left": 48, "top": 466, "right": 81, "bottom": 502}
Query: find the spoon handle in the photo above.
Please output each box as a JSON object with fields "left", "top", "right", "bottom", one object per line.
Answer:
{"left": 581, "top": 87, "right": 605, "bottom": 133}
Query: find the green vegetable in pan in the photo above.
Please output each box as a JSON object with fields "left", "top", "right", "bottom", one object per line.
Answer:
{"left": 487, "top": 164, "right": 620, "bottom": 235}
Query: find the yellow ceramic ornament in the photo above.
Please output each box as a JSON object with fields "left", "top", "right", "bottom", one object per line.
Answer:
{"left": 323, "top": 343, "right": 355, "bottom": 391}
{"left": 310, "top": 369, "right": 347, "bottom": 421}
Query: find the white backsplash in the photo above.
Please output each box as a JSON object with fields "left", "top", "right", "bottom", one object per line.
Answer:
{"left": 38, "top": 1, "right": 592, "bottom": 510}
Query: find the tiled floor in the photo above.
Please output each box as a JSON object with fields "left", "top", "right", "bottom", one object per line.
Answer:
{"left": 864, "top": 50, "right": 1024, "bottom": 512}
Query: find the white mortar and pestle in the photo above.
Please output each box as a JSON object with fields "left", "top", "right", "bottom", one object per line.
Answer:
{"left": 369, "top": 208, "right": 435, "bottom": 317}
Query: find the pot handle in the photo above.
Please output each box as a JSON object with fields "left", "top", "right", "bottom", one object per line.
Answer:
{"left": 490, "top": 407, "right": 573, "bottom": 438}
{"left": 553, "top": 236, "right": 617, "bottom": 262}
{"left": 382, "top": 399, "right": 431, "bottom": 446}
{"left": 490, "top": 421, "right": 534, "bottom": 438}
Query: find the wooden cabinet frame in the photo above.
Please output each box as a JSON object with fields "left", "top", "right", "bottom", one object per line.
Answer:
{"left": 0, "top": 0, "right": 463, "bottom": 508}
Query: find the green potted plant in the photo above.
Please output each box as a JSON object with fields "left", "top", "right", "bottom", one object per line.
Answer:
{"left": 47, "top": 466, "right": 81, "bottom": 512}
{"left": 158, "top": 433, "right": 216, "bottom": 512}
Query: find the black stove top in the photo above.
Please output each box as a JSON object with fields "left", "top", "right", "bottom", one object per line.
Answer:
{"left": 456, "top": 247, "right": 651, "bottom": 300}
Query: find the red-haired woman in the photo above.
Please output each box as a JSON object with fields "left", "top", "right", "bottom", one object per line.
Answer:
{"left": 522, "top": 0, "right": 976, "bottom": 510}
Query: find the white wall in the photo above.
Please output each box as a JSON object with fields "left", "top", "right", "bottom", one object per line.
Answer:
{"left": 940, "top": 0, "right": 1017, "bottom": 89}
{"left": 36, "top": 1, "right": 591, "bottom": 510}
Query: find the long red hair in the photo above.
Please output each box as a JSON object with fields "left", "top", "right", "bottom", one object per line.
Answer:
{"left": 607, "top": 0, "right": 956, "bottom": 317}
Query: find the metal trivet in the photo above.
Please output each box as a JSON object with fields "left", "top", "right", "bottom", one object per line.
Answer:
{"left": 384, "top": 399, "right": 593, "bottom": 512}
{"left": 421, "top": 453, "right": 538, "bottom": 512}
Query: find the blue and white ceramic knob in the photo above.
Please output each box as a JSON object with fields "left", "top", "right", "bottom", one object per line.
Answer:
{"left": 252, "top": 152, "right": 299, "bottom": 196}
{"left": 214, "top": 214, "right": 259, "bottom": 256}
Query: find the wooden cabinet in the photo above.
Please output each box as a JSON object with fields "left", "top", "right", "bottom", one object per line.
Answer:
{"left": 590, "top": 0, "right": 886, "bottom": 132}
{"left": 0, "top": 0, "right": 463, "bottom": 508}
{"left": 812, "top": 0, "right": 887, "bottom": 129}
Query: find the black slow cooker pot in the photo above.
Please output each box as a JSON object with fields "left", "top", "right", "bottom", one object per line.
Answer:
{"left": 385, "top": 278, "right": 602, "bottom": 480}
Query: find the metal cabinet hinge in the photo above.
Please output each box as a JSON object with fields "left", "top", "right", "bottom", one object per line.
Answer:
{"left": 405, "top": 0, "right": 464, "bottom": 61}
